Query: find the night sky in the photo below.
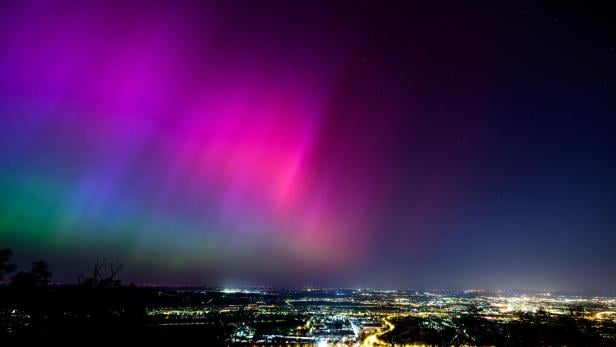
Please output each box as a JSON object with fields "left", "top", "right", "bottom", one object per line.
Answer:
{"left": 1, "top": 1, "right": 614, "bottom": 290}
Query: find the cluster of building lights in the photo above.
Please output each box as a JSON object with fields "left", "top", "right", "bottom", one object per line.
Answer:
{"left": 144, "top": 288, "right": 616, "bottom": 346}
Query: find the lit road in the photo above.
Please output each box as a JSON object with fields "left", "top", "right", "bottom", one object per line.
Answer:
{"left": 360, "top": 315, "right": 395, "bottom": 347}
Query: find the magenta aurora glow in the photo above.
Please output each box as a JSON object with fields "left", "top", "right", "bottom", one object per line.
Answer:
{"left": 1, "top": 1, "right": 615, "bottom": 290}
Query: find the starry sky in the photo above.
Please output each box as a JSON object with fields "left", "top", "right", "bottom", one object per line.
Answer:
{"left": 0, "top": 1, "right": 615, "bottom": 290}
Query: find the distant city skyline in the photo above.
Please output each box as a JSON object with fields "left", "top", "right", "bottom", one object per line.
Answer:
{"left": 1, "top": 1, "right": 615, "bottom": 290}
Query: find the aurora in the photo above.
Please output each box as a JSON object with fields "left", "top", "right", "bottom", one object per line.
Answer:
{"left": 1, "top": 1, "right": 615, "bottom": 290}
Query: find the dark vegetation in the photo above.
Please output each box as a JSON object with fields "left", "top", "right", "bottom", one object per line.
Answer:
{"left": 0, "top": 248, "right": 146, "bottom": 338}
{"left": 1, "top": 248, "right": 244, "bottom": 342}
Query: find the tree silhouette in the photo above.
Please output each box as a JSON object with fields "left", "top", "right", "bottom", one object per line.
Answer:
{"left": 78, "top": 258, "right": 123, "bottom": 288}
{"left": 10, "top": 260, "right": 52, "bottom": 288}
{"left": 31, "top": 260, "right": 52, "bottom": 286}
{"left": 0, "top": 248, "right": 17, "bottom": 282}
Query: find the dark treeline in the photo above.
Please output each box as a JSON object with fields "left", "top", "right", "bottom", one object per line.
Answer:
{"left": 0, "top": 248, "right": 232, "bottom": 342}
{"left": 0, "top": 248, "right": 145, "bottom": 338}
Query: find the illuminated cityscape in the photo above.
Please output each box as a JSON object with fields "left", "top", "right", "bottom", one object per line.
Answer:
{"left": 6, "top": 285, "right": 616, "bottom": 344}
{"left": 142, "top": 288, "right": 616, "bottom": 345}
